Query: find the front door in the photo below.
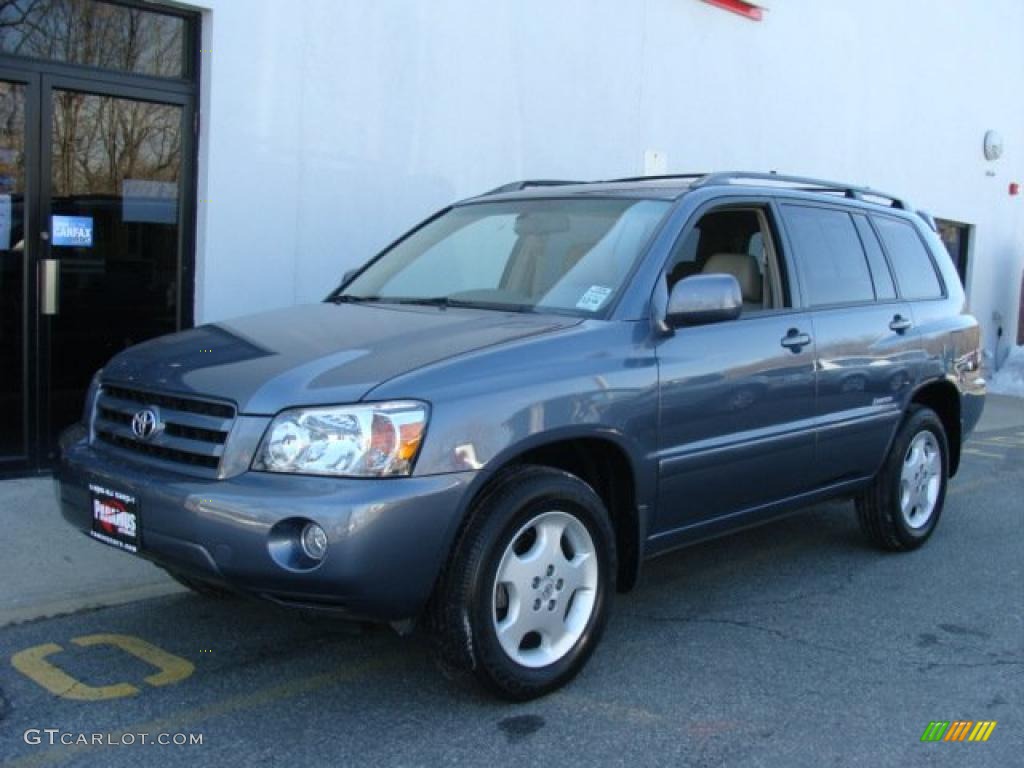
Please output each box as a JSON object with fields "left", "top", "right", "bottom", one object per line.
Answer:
{"left": 0, "top": 72, "right": 193, "bottom": 473}
{"left": 651, "top": 201, "right": 818, "bottom": 545}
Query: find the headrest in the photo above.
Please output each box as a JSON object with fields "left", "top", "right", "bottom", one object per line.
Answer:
{"left": 702, "top": 252, "right": 762, "bottom": 303}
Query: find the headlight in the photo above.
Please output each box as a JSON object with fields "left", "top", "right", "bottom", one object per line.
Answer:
{"left": 253, "top": 401, "right": 428, "bottom": 477}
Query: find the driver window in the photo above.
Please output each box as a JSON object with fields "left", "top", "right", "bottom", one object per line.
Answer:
{"left": 665, "top": 207, "right": 788, "bottom": 313}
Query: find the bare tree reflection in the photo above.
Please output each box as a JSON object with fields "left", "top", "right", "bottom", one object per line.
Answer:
{"left": 0, "top": 0, "right": 183, "bottom": 78}
{"left": 51, "top": 89, "right": 180, "bottom": 197}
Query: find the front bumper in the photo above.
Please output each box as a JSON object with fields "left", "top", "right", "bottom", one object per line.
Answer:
{"left": 56, "top": 424, "right": 476, "bottom": 621}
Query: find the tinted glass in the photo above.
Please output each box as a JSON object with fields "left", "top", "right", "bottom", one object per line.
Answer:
{"left": 782, "top": 205, "right": 875, "bottom": 306}
{"left": 0, "top": 80, "right": 26, "bottom": 458}
{"left": 0, "top": 0, "right": 187, "bottom": 78}
{"left": 344, "top": 199, "right": 671, "bottom": 316}
{"left": 873, "top": 216, "right": 944, "bottom": 299}
{"left": 48, "top": 88, "right": 184, "bottom": 437}
{"left": 852, "top": 214, "right": 896, "bottom": 300}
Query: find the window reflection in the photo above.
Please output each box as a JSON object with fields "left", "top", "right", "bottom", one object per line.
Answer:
{"left": 0, "top": 0, "right": 186, "bottom": 79}
{"left": 49, "top": 88, "right": 183, "bottom": 436}
{"left": 0, "top": 80, "right": 25, "bottom": 458}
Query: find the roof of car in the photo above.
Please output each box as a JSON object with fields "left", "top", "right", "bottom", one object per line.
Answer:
{"left": 462, "top": 172, "right": 921, "bottom": 218}
{"left": 467, "top": 178, "right": 694, "bottom": 203}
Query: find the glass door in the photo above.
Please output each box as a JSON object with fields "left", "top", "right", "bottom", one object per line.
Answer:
{"left": 0, "top": 1, "right": 197, "bottom": 474}
{"left": 0, "top": 72, "right": 36, "bottom": 470}
{"left": 39, "top": 77, "right": 189, "bottom": 458}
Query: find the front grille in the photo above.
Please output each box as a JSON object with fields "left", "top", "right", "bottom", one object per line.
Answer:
{"left": 102, "top": 384, "right": 234, "bottom": 419}
{"left": 93, "top": 385, "right": 236, "bottom": 474}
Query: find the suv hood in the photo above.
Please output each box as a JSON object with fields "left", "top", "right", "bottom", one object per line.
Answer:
{"left": 102, "top": 302, "right": 581, "bottom": 414}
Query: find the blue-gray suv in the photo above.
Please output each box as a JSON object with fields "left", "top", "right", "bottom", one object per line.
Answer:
{"left": 57, "top": 172, "right": 986, "bottom": 699}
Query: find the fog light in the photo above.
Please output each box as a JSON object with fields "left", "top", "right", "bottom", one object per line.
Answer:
{"left": 300, "top": 523, "right": 328, "bottom": 561}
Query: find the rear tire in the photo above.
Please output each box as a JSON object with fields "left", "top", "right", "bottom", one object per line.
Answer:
{"left": 432, "top": 465, "right": 616, "bottom": 701}
{"left": 856, "top": 405, "right": 949, "bottom": 551}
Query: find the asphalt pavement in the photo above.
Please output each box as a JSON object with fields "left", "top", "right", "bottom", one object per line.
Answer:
{"left": 0, "top": 401, "right": 1021, "bottom": 767}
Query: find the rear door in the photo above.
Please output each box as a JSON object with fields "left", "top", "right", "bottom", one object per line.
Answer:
{"left": 778, "top": 203, "right": 917, "bottom": 485}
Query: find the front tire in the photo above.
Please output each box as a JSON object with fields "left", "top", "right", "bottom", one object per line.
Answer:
{"left": 433, "top": 465, "right": 616, "bottom": 701}
{"left": 856, "top": 405, "right": 949, "bottom": 551}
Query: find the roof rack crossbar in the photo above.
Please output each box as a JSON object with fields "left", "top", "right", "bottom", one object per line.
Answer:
{"left": 606, "top": 173, "right": 710, "bottom": 184}
{"left": 484, "top": 179, "right": 584, "bottom": 196}
{"left": 693, "top": 172, "right": 909, "bottom": 210}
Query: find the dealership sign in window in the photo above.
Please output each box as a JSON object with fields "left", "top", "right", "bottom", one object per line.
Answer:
{"left": 51, "top": 215, "right": 94, "bottom": 247}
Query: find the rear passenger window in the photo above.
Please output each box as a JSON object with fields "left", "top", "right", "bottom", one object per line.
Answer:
{"left": 852, "top": 214, "right": 896, "bottom": 300}
{"left": 781, "top": 205, "right": 875, "bottom": 306}
{"left": 872, "top": 216, "right": 944, "bottom": 299}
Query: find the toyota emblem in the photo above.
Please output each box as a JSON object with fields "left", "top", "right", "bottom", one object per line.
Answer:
{"left": 131, "top": 408, "right": 161, "bottom": 440}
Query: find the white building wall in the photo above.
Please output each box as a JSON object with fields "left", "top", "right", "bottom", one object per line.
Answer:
{"left": 188, "top": 0, "right": 1024, "bottom": 355}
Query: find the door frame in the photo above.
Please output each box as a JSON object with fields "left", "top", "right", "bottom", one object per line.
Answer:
{"left": 0, "top": 67, "right": 41, "bottom": 472}
{"left": 649, "top": 195, "right": 818, "bottom": 545}
{"left": 37, "top": 74, "right": 197, "bottom": 464}
{"left": 0, "top": 2, "right": 200, "bottom": 474}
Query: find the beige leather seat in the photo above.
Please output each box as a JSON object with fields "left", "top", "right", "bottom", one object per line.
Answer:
{"left": 702, "top": 252, "right": 763, "bottom": 311}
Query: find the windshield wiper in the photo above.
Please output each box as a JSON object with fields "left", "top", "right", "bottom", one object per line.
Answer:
{"left": 330, "top": 294, "right": 384, "bottom": 304}
{"left": 391, "top": 296, "right": 534, "bottom": 312}
{"left": 333, "top": 294, "right": 534, "bottom": 312}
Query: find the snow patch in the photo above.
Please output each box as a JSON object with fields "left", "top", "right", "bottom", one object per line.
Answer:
{"left": 989, "top": 345, "right": 1024, "bottom": 397}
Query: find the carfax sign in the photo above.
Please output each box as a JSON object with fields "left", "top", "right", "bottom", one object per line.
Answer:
{"left": 51, "top": 215, "right": 94, "bottom": 247}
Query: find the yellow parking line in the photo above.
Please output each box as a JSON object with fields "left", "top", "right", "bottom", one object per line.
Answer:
{"left": 72, "top": 634, "right": 193, "bottom": 688}
{"left": 2, "top": 657, "right": 392, "bottom": 768}
{"left": 10, "top": 643, "right": 138, "bottom": 701}
{"left": 10, "top": 634, "right": 194, "bottom": 701}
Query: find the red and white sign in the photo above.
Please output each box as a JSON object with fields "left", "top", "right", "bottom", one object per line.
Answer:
{"left": 701, "top": 0, "right": 766, "bottom": 22}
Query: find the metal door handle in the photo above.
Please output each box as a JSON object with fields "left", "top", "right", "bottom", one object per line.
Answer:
{"left": 40, "top": 259, "right": 59, "bottom": 316}
{"left": 780, "top": 330, "right": 811, "bottom": 350}
{"left": 889, "top": 315, "right": 912, "bottom": 333}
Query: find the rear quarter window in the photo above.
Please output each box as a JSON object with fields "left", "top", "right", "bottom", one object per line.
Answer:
{"left": 852, "top": 214, "right": 897, "bottom": 300}
{"left": 872, "top": 216, "right": 945, "bottom": 300}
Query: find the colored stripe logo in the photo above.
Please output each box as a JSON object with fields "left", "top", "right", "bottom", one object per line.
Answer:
{"left": 921, "top": 721, "right": 997, "bottom": 742}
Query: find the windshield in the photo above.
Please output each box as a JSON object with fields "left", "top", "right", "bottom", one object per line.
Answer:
{"left": 339, "top": 198, "right": 671, "bottom": 315}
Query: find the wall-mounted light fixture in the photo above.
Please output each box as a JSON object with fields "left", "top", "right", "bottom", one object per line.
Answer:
{"left": 984, "top": 130, "right": 1004, "bottom": 161}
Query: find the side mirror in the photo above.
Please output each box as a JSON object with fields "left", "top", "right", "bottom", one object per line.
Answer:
{"left": 666, "top": 274, "right": 742, "bottom": 327}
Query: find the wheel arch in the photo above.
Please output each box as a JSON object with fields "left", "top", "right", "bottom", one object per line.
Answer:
{"left": 446, "top": 430, "right": 647, "bottom": 595}
{"left": 910, "top": 377, "right": 962, "bottom": 476}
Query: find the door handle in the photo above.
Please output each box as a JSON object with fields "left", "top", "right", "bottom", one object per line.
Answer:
{"left": 39, "top": 259, "right": 60, "bottom": 316}
{"left": 889, "top": 315, "right": 913, "bottom": 333}
{"left": 780, "top": 329, "right": 811, "bottom": 351}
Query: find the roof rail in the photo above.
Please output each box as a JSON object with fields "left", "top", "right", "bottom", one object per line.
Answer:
{"left": 484, "top": 179, "right": 584, "bottom": 195}
{"left": 693, "top": 171, "right": 910, "bottom": 210}
{"left": 916, "top": 209, "right": 938, "bottom": 231}
{"left": 606, "top": 173, "right": 710, "bottom": 184}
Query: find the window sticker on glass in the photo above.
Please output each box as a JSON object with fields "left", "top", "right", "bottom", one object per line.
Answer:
{"left": 52, "top": 215, "right": 94, "bottom": 247}
{"left": 576, "top": 285, "right": 613, "bottom": 312}
{"left": 123, "top": 179, "right": 178, "bottom": 224}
